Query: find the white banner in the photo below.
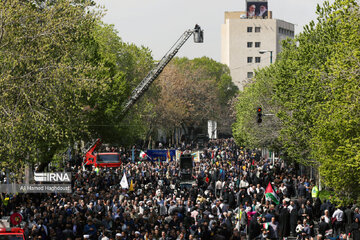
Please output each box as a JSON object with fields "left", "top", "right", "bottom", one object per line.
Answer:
{"left": 120, "top": 173, "right": 129, "bottom": 189}
{"left": 208, "top": 120, "right": 217, "bottom": 139}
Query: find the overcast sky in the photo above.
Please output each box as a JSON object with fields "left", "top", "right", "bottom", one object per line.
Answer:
{"left": 96, "top": 0, "right": 332, "bottom": 62}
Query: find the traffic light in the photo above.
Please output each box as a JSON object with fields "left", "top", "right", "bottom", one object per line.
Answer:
{"left": 257, "top": 107, "right": 262, "bottom": 123}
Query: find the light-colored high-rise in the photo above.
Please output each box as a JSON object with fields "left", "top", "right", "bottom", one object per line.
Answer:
{"left": 221, "top": 11, "right": 295, "bottom": 90}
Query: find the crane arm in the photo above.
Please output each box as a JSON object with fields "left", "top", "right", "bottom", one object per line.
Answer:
{"left": 121, "top": 25, "right": 203, "bottom": 116}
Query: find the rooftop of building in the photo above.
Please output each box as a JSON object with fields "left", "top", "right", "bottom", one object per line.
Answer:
{"left": 224, "top": 11, "right": 273, "bottom": 22}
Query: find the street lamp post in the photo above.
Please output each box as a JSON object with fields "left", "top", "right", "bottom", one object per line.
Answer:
{"left": 259, "top": 50, "right": 273, "bottom": 64}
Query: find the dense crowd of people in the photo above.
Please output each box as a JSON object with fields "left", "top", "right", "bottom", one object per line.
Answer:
{"left": 1, "top": 139, "right": 360, "bottom": 240}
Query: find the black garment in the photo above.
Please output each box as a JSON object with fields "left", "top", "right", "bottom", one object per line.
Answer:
{"left": 298, "top": 207, "right": 308, "bottom": 222}
{"left": 248, "top": 217, "right": 261, "bottom": 240}
{"left": 306, "top": 204, "right": 313, "bottom": 219}
{"left": 241, "top": 195, "right": 252, "bottom": 206}
{"left": 351, "top": 222, "right": 360, "bottom": 240}
{"left": 307, "top": 218, "right": 315, "bottom": 237}
{"left": 290, "top": 207, "right": 298, "bottom": 237}
{"left": 313, "top": 198, "right": 322, "bottom": 220}
{"left": 318, "top": 221, "right": 330, "bottom": 237}
{"left": 213, "top": 233, "right": 226, "bottom": 240}
{"left": 228, "top": 191, "right": 235, "bottom": 209}
{"left": 62, "top": 228, "right": 75, "bottom": 239}
{"left": 278, "top": 207, "right": 290, "bottom": 238}
{"left": 345, "top": 207, "right": 354, "bottom": 233}
{"left": 223, "top": 189, "right": 230, "bottom": 203}
{"left": 225, "top": 217, "right": 233, "bottom": 234}
{"left": 297, "top": 184, "right": 306, "bottom": 198}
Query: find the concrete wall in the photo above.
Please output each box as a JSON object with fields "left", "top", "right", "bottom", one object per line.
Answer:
{"left": 221, "top": 12, "right": 294, "bottom": 90}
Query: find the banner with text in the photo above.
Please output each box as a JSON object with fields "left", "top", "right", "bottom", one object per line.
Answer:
{"left": 146, "top": 150, "right": 176, "bottom": 162}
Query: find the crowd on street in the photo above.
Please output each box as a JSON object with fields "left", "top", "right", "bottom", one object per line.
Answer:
{"left": 1, "top": 139, "right": 360, "bottom": 240}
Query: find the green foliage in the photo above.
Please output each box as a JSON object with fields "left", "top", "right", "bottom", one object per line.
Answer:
{"left": 319, "top": 190, "right": 332, "bottom": 202}
{"left": 233, "top": 65, "right": 282, "bottom": 150}
{"left": 0, "top": 0, "right": 155, "bottom": 171}
{"left": 233, "top": 0, "right": 360, "bottom": 204}
{"left": 173, "top": 57, "right": 237, "bottom": 103}
{"left": 0, "top": 0, "right": 100, "bottom": 168}
{"left": 84, "top": 22, "right": 154, "bottom": 145}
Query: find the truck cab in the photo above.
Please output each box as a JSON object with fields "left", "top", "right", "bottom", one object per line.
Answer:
{"left": 0, "top": 228, "right": 25, "bottom": 240}
{"left": 84, "top": 139, "right": 121, "bottom": 168}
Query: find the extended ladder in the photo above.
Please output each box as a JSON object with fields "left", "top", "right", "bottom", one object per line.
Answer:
{"left": 121, "top": 25, "right": 203, "bottom": 115}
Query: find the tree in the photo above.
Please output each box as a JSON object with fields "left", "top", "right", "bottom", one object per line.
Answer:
{"left": 151, "top": 57, "right": 238, "bottom": 144}
{"left": 308, "top": 0, "right": 360, "bottom": 203}
{"left": 83, "top": 23, "right": 154, "bottom": 145}
{"left": 0, "top": 0, "right": 102, "bottom": 170}
{"left": 233, "top": 65, "right": 283, "bottom": 150}
{"left": 274, "top": 0, "right": 360, "bottom": 200}
{"left": 233, "top": 0, "right": 360, "bottom": 203}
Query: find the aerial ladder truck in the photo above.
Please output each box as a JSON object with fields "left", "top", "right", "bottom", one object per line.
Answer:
{"left": 83, "top": 25, "right": 203, "bottom": 168}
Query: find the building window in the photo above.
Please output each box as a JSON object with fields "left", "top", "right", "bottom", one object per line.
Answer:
{"left": 247, "top": 42, "right": 253, "bottom": 48}
{"left": 247, "top": 57, "right": 253, "bottom": 63}
{"left": 255, "top": 57, "right": 261, "bottom": 63}
{"left": 255, "top": 42, "right": 261, "bottom": 48}
{"left": 255, "top": 27, "right": 261, "bottom": 32}
{"left": 247, "top": 72, "right": 254, "bottom": 78}
{"left": 279, "top": 27, "right": 295, "bottom": 37}
{"left": 247, "top": 27, "right": 253, "bottom": 32}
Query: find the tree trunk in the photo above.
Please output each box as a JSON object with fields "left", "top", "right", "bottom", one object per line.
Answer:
{"left": 37, "top": 146, "right": 58, "bottom": 172}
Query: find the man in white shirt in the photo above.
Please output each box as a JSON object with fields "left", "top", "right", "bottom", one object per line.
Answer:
{"left": 256, "top": 184, "right": 264, "bottom": 195}
{"left": 215, "top": 180, "right": 223, "bottom": 198}
{"left": 332, "top": 208, "right": 344, "bottom": 236}
{"left": 247, "top": 185, "right": 256, "bottom": 196}
{"left": 239, "top": 177, "right": 249, "bottom": 189}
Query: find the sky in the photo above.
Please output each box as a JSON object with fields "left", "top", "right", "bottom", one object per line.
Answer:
{"left": 95, "top": 0, "right": 332, "bottom": 62}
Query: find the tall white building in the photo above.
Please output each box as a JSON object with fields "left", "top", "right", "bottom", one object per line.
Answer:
{"left": 221, "top": 11, "right": 295, "bottom": 90}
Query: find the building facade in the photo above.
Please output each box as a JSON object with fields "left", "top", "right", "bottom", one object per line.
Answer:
{"left": 221, "top": 11, "right": 295, "bottom": 90}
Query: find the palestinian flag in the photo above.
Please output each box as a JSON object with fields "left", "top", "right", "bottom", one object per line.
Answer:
{"left": 265, "top": 182, "right": 280, "bottom": 205}
{"left": 251, "top": 159, "right": 255, "bottom": 169}
{"left": 263, "top": 222, "right": 269, "bottom": 229}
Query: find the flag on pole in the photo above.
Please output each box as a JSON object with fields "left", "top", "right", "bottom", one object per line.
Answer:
{"left": 265, "top": 182, "right": 280, "bottom": 205}
{"left": 166, "top": 149, "right": 171, "bottom": 163}
{"left": 139, "top": 151, "right": 147, "bottom": 159}
{"left": 120, "top": 173, "right": 129, "bottom": 189}
{"left": 129, "top": 179, "right": 134, "bottom": 192}
{"left": 263, "top": 222, "right": 269, "bottom": 229}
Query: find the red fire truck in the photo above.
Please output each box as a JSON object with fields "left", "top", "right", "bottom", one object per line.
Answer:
{"left": 83, "top": 139, "right": 121, "bottom": 168}
{"left": 0, "top": 228, "right": 25, "bottom": 240}
{"left": 83, "top": 25, "right": 203, "bottom": 169}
